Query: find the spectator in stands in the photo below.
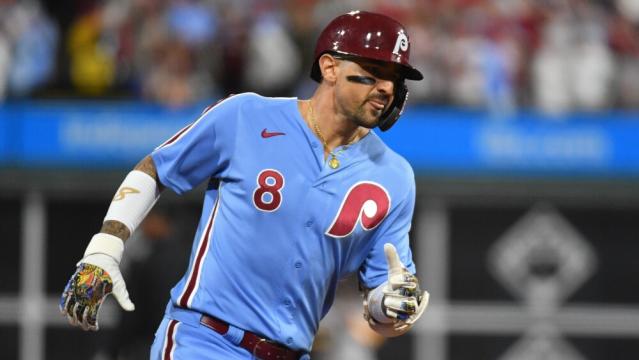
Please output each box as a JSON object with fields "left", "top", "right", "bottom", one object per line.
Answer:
{"left": 146, "top": 0, "right": 217, "bottom": 105}
{"left": 0, "top": 0, "right": 58, "bottom": 101}
{"left": 142, "top": 36, "right": 212, "bottom": 107}
{"left": 243, "top": 4, "right": 302, "bottom": 96}
{"left": 67, "top": 2, "right": 115, "bottom": 95}
{"left": 609, "top": 1, "right": 639, "bottom": 108}
{"left": 533, "top": 0, "right": 613, "bottom": 115}
{"left": 571, "top": 0, "right": 614, "bottom": 111}
{"left": 4, "top": 0, "right": 639, "bottom": 112}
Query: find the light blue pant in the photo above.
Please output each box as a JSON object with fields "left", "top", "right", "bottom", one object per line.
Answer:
{"left": 150, "top": 306, "right": 255, "bottom": 360}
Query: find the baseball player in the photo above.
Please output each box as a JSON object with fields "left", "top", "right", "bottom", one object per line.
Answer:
{"left": 60, "top": 11, "right": 429, "bottom": 360}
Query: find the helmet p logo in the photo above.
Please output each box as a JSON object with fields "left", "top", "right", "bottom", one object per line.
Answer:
{"left": 393, "top": 32, "right": 409, "bottom": 55}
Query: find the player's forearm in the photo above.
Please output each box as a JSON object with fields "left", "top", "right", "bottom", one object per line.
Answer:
{"left": 99, "top": 156, "right": 164, "bottom": 242}
{"left": 100, "top": 220, "right": 131, "bottom": 242}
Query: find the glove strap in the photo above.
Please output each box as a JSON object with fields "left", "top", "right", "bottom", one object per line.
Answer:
{"left": 83, "top": 233, "right": 124, "bottom": 264}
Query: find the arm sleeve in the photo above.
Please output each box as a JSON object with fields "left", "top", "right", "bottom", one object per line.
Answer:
{"left": 359, "top": 178, "right": 417, "bottom": 289}
{"left": 150, "top": 95, "right": 241, "bottom": 194}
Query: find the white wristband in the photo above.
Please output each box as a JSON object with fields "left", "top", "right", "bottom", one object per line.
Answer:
{"left": 84, "top": 233, "right": 125, "bottom": 264}
{"left": 368, "top": 282, "right": 394, "bottom": 323}
{"left": 104, "top": 170, "right": 160, "bottom": 235}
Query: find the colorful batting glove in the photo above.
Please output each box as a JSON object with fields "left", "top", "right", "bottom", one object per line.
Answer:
{"left": 60, "top": 234, "right": 135, "bottom": 331}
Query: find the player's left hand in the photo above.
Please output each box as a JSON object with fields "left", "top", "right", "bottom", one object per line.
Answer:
{"left": 60, "top": 234, "right": 135, "bottom": 331}
{"left": 381, "top": 243, "right": 429, "bottom": 322}
{"left": 60, "top": 260, "right": 112, "bottom": 331}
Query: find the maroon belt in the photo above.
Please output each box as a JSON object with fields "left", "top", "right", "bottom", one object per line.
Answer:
{"left": 199, "top": 314, "right": 306, "bottom": 360}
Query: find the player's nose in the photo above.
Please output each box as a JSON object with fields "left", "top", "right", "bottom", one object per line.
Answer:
{"left": 376, "top": 79, "right": 394, "bottom": 96}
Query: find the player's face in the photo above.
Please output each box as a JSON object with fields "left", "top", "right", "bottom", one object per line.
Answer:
{"left": 334, "top": 58, "right": 400, "bottom": 129}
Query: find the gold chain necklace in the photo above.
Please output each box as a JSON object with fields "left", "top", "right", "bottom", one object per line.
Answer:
{"left": 308, "top": 100, "right": 359, "bottom": 169}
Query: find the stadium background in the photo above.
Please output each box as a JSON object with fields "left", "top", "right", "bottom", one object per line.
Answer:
{"left": 1, "top": 0, "right": 638, "bottom": 359}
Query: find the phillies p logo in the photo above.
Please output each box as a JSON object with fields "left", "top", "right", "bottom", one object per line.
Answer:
{"left": 393, "top": 32, "right": 409, "bottom": 55}
{"left": 326, "top": 182, "right": 391, "bottom": 238}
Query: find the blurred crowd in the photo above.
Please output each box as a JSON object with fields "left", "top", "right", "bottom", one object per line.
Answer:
{"left": 1, "top": 0, "right": 639, "bottom": 114}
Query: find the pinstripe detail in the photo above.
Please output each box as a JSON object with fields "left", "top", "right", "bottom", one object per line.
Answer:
{"left": 177, "top": 193, "right": 221, "bottom": 307}
{"left": 162, "top": 319, "right": 180, "bottom": 360}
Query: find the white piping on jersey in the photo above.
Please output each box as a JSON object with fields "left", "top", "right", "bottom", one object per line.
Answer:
{"left": 177, "top": 189, "right": 222, "bottom": 308}
{"left": 188, "top": 196, "right": 218, "bottom": 308}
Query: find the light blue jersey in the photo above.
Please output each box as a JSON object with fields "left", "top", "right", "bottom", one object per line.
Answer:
{"left": 150, "top": 93, "right": 416, "bottom": 355}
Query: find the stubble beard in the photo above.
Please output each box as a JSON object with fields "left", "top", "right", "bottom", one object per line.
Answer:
{"left": 350, "top": 103, "right": 381, "bottom": 129}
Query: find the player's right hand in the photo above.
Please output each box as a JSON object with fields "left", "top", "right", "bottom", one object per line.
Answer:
{"left": 60, "top": 234, "right": 135, "bottom": 331}
{"left": 381, "top": 243, "right": 427, "bottom": 321}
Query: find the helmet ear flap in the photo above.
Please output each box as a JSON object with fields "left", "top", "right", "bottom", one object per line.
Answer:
{"left": 378, "top": 82, "right": 408, "bottom": 132}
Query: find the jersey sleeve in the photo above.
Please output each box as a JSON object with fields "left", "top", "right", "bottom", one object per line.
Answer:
{"left": 358, "top": 178, "right": 417, "bottom": 289}
{"left": 150, "top": 95, "right": 241, "bottom": 195}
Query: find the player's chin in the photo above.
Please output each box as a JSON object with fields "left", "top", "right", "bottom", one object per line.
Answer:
{"left": 354, "top": 114, "right": 379, "bottom": 129}
{"left": 352, "top": 105, "right": 381, "bottom": 129}
{"left": 367, "top": 108, "right": 384, "bottom": 127}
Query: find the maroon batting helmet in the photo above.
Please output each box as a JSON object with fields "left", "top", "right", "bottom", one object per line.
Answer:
{"left": 311, "top": 11, "right": 423, "bottom": 131}
{"left": 310, "top": 10, "right": 423, "bottom": 82}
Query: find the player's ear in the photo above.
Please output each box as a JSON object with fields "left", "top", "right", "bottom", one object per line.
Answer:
{"left": 318, "top": 54, "right": 339, "bottom": 83}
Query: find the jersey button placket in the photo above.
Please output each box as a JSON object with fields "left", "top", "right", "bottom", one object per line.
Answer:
{"left": 305, "top": 219, "right": 313, "bottom": 227}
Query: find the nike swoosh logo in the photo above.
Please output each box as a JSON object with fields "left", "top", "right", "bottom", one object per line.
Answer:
{"left": 261, "top": 129, "right": 286, "bottom": 138}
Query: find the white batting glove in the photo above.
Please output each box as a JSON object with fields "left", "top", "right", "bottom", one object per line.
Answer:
{"left": 60, "top": 233, "right": 135, "bottom": 331}
{"left": 367, "top": 243, "right": 429, "bottom": 326}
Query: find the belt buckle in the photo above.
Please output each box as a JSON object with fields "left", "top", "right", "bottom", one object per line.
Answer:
{"left": 252, "top": 337, "right": 287, "bottom": 360}
{"left": 252, "top": 338, "right": 269, "bottom": 360}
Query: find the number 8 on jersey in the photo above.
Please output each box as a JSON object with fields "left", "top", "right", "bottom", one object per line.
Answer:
{"left": 253, "top": 169, "right": 285, "bottom": 212}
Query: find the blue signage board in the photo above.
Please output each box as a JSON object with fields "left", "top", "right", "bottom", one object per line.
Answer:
{"left": 379, "top": 107, "right": 639, "bottom": 177}
{"left": 0, "top": 107, "right": 7, "bottom": 163}
{"left": 1, "top": 101, "right": 638, "bottom": 178}
{"left": 1, "top": 101, "right": 200, "bottom": 168}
